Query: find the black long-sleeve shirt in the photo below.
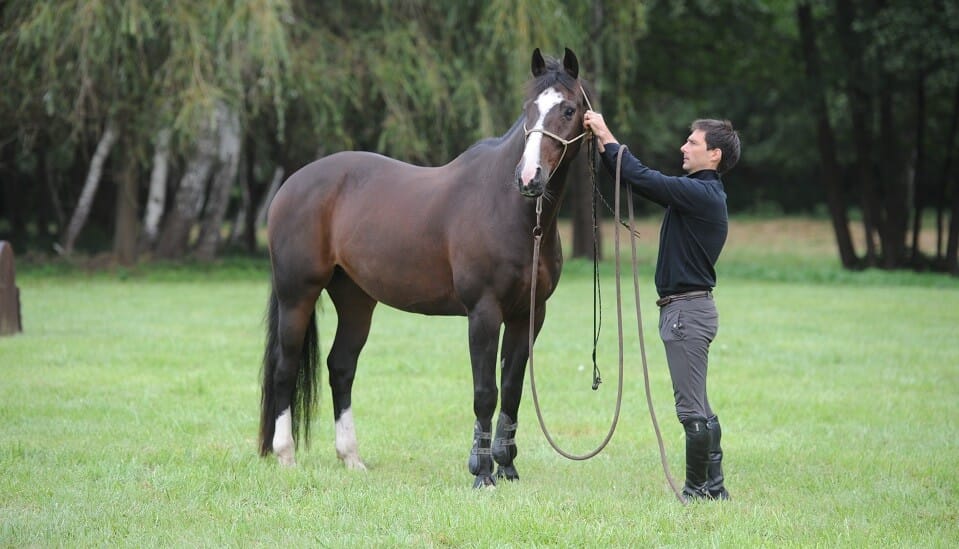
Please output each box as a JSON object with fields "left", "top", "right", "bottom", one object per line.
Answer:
{"left": 600, "top": 143, "right": 728, "bottom": 298}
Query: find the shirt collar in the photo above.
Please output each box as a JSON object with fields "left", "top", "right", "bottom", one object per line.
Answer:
{"left": 688, "top": 169, "right": 720, "bottom": 181}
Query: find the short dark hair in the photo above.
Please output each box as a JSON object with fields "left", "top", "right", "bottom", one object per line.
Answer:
{"left": 691, "top": 119, "right": 740, "bottom": 174}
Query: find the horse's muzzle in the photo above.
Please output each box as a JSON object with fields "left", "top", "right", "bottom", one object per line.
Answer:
{"left": 516, "top": 166, "right": 545, "bottom": 198}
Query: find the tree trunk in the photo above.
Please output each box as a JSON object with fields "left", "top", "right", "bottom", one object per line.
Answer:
{"left": 571, "top": 0, "right": 605, "bottom": 261}
{"left": 947, "top": 173, "right": 959, "bottom": 274}
{"left": 910, "top": 68, "right": 927, "bottom": 265}
{"left": 40, "top": 131, "right": 65, "bottom": 235}
{"left": 239, "top": 133, "right": 259, "bottom": 252}
{"left": 195, "top": 103, "right": 242, "bottom": 261}
{"left": 34, "top": 138, "right": 50, "bottom": 243}
{"left": 155, "top": 115, "right": 219, "bottom": 259}
{"left": 255, "top": 166, "right": 285, "bottom": 228}
{"left": 227, "top": 132, "right": 254, "bottom": 247}
{"left": 60, "top": 119, "right": 118, "bottom": 255}
{"left": 936, "top": 82, "right": 959, "bottom": 263}
{"left": 836, "top": 0, "right": 879, "bottom": 264}
{"left": 227, "top": 147, "right": 251, "bottom": 248}
{"left": 571, "top": 144, "right": 600, "bottom": 260}
{"left": 1, "top": 141, "right": 26, "bottom": 249}
{"left": 113, "top": 150, "right": 140, "bottom": 265}
{"left": 140, "top": 127, "right": 172, "bottom": 250}
{"left": 797, "top": 2, "right": 859, "bottom": 268}
{"left": 879, "top": 84, "right": 908, "bottom": 268}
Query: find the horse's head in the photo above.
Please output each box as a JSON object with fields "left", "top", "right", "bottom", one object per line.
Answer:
{"left": 515, "top": 48, "right": 589, "bottom": 198}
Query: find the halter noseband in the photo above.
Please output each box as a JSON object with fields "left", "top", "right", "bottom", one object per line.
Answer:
{"left": 522, "top": 85, "right": 593, "bottom": 183}
{"left": 523, "top": 124, "right": 587, "bottom": 184}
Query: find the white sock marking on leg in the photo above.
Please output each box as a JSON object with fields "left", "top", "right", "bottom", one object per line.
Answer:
{"left": 335, "top": 408, "right": 366, "bottom": 470}
{"left": 273, "top": 407, "right": 295, "bottom": 467}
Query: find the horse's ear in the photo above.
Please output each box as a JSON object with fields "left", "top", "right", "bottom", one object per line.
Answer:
{"left": 563, "top": 48, "right": 579, "bottom": 79}
{"left": 531, "top": 48, "right": 546, "bottom": 76}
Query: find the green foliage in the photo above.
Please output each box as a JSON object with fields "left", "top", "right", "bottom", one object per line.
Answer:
{"left": 2, "top": 0, "right": 957, "bottom": 270}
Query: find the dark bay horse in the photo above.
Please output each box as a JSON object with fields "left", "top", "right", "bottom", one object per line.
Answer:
{"left": 259, "top": 48, "right": 590, "bottom": 487}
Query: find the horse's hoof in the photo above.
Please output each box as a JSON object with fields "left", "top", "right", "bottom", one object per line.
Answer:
{"left": 340, "top": 455, "right": 368, "bottom": 471}
{"left": 495, "top": 465, "right": 519, "bottom": 481}
{"left": 276, "top": 453, "right": 296, "bottom": 467}
{"left": 472, "top": 475, "right": 497, "bottom": 489}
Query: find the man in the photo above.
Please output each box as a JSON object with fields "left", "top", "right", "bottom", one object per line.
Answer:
{"left": 584, "top": 112, "right": 740, "bottom": 502}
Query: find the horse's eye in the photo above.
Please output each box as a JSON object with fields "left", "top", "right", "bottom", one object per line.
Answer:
{"left": 564, "top": 107, "right": 575, "bottom": 119}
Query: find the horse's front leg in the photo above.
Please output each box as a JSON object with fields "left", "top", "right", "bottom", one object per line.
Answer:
{"left": 466, "top": 303, "right": 503, "bottom": 488}
{"left": 494, "top": 305, "right": 546, "bottom": 481}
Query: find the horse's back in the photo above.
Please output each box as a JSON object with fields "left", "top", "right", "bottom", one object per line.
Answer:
{"left": 267, "top": 151, "right": 470, "bottom": 311}
{"left": 272, "top": 152, "right": 418, "bottom": 226}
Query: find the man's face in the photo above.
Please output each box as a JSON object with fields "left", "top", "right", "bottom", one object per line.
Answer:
{"left": 680, "top": 129, "right": 721, "bottom": 174}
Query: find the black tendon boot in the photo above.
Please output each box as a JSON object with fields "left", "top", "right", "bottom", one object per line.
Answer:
{"left": 706, "top": 415, "right": 730, "bottom": 500}
{"left": 468, "top": 420, "right": 494, "bottom": 488}
{"left": 492, "top": 411, "right": 519, "bottom": 481}
{"left": 681, "top": 418, "right": 712, "bottom": 502}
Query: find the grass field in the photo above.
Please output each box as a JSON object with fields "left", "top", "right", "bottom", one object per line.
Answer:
{"left": 2, "top": 218, "right": 958, "bottom": 547}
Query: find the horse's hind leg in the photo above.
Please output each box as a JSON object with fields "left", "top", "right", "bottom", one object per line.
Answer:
{"left": 325, "top": 270, "right": 377, "bottom": 470}
{"left": 270, "top": 289, "right": 323, "bottom": 467}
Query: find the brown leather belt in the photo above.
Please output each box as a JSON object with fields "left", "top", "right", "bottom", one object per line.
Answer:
{"left": 656, "top": 290, "right": 712, "bottom": 308}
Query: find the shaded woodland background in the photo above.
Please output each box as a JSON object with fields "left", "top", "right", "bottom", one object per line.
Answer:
{"left": 1, "top": 0, "right": 957, "bottom": 274}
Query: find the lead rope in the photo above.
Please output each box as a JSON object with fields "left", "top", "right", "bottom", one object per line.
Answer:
{"left": 527, "top": 194, "right": 621, "bottom": 460}
{"left": 526, "top": 140, "right": 685, "bottom": 503}
{"left": 615, "top": 147, "right": 686, "bottom": 505}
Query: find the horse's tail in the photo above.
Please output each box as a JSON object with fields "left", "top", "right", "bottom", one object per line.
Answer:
{"left": 259, "top": 288, "right": 320, "bottom": 456}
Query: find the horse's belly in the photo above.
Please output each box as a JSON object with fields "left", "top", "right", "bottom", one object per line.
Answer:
{"left": 363, "top": 280, "right": 467, "bottom": 316}
{"left": 337, "top": 248, "right": 467, "bottom": 316}
{"left": 389, "top": 294, "right": 467, "bottom": 316}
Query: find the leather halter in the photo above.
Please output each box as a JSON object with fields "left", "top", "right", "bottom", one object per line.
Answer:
{"left": 522, "top": 124, "right": 587, "bottom": 184}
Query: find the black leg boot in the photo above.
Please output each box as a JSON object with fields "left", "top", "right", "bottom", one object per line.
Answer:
{"left": 492, "top": 411, "right": 519, "bottom": 481}
{"left": 706, "top": 415, "right": 730, "bottom": 500}
{"left": 681, "top": 418, "right": 712, "bottom": 502}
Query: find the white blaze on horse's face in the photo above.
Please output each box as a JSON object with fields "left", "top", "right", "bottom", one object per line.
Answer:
{"left": 519, "top": 87, "right": 565, "bottom": 188}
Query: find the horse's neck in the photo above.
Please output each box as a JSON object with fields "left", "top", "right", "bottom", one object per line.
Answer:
{"left": 451, "top": 119, "right": 573, "bottom": 233}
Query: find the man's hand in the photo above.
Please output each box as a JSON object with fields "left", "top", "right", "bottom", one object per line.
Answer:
{"left": 584, "top": 110, "right": 618, "bottom": 148}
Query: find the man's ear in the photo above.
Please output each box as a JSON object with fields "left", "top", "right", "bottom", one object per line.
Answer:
{"left": 710, "top": 148, "right": 723, "bottom": 169}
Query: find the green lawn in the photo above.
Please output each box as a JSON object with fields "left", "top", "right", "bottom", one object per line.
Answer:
{"left": 2, "top": 220, "right": 958, "bottom": 547}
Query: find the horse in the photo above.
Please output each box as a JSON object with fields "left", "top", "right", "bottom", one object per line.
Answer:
{"left": 259, "top": 48, "right": 591, "bottom": 487}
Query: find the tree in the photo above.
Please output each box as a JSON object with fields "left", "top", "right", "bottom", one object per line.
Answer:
{"left": 60, "top": 120, "right": 118, "bottom": 256}
{"left": 795, "top": 0, "right": 959, "bottom": 272}
{"left": 797, "top": 1, "right": 859, "bottom": 268}
{"left": 1, "top": 0, "right": 956, "bottom": 275}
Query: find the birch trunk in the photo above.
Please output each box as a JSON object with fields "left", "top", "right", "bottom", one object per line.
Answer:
{"left": 155, "top": 116, "right": 219, "bottom": 259}
{"left": 195, "top": 104, "right": 242, "bottom": 261}
{"left": 141, "top": 128, "right": 172, "bottom": 250}
{"left": 60, "top": 119, "right": 118, "bottom": 255}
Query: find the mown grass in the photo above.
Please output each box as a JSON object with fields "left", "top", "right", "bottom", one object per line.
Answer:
{"left": 2, "top": 218, "right": 958, "bottom": 547}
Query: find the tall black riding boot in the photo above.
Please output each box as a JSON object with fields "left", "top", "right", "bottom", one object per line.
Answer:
{"left": 682, "top": 418, "right": 711, "bottom": 501}
{"left": 706, "top": 415, "right": 730, "bottom": 500}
